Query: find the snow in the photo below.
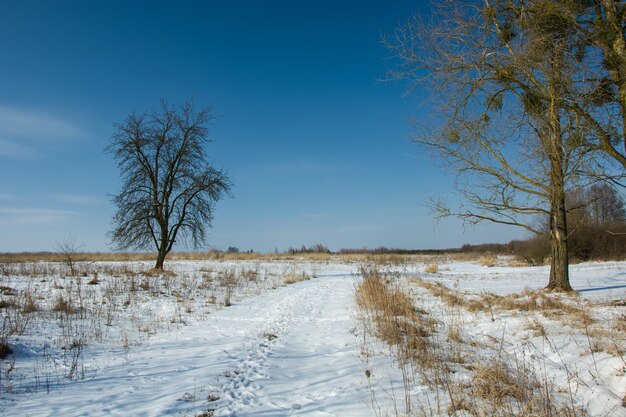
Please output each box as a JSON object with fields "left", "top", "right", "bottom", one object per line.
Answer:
{"left": 426, "top": 260, "right": 626, "bottom": 300}
{"left": 0, "top": 258, "right": 624, "bottom": 416}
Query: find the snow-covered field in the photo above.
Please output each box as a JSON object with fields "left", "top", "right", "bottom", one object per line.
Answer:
{"left": 0, "top": 257, "right": 624, "bottom": 416}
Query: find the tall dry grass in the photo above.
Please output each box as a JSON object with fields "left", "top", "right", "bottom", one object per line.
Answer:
{"left": 354, "top": 268, "right": 589, "bottom": 417}
{"left": 410, "top": 276, "right": 597, "bottom": 330}
{"left": 0, "top": 250, "right": 516, "bottom": 266}
{"left": 355, "top": 268, "right": 436, "bottom": 363}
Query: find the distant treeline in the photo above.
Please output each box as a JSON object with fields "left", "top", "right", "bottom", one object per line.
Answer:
{"left": 338, "top": 247, "right": 454, "bottom": 255}
{"left": 507, "top": 222, "right": 626, "bottom": 265}
{"left": 337, "top": 223, "right": 625, "bottom": 264}
{"left": 452, "top": 223, "right": 626, "bottom": 265}
{"left": 340, "top": 185, "right": 626, "bottom": 264}
{"left": 287, "top": 244, "right": 332, "bottom": 254}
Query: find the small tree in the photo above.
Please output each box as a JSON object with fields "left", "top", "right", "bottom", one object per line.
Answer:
{"left": 54, "top": 237, "right": 82, "bottom": 276}
{"left": 107, "top": 100, "right": 231, "bottom": 269}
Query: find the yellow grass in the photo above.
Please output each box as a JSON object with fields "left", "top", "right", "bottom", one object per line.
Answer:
{"left": 0, "top": 251, "right": 511, "bottom": 264}
{"left": 356, "top": 270, "right": 590, "bottom": 417}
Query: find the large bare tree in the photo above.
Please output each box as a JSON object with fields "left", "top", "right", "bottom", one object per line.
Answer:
{"left": 107, "top": 101, "right": 231, "bottom": 269}
{"left": 386, "top": 0, "right": 600, "bottom": 290}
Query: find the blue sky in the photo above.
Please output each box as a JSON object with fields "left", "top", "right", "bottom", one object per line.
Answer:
{"left": 0, "top": 0, "right": 524, "bottom": 253}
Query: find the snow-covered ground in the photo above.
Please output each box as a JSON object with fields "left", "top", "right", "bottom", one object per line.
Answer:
{"left": 361, "top": 259, "right": 626, "bottom": 417}
{"left": 0, "top": 257, "right": 624, "bottom": 416}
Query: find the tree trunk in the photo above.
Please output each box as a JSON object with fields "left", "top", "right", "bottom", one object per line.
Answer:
{"left": 544, "top": 134, "right": 572, "bottom": 292}
{"left": 546, "top": 202, "right": 572, "bottom": 291}
{"left": 155, "top": 249, "right": 167, "bottom": 270}
{"left": 544, "top": 41, "right": 573, "bottom": 292}
{"left": 154, "top": 222, "right": 169, "bottom": 270}
{"left": 545, "top": 121, "right": 572, "bottom": 291}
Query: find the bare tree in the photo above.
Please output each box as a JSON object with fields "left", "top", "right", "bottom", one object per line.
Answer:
{"left": 386, "top": 0, "right": 600, "bottom": 290}
{"left": 107, "top": 100, "right": 231, "bottom": 269}
{"left": 585, "top": 183, "right": 625, "bottom": 225}
{"left": 54, "top": 237, "right": 82, "bottom": 276}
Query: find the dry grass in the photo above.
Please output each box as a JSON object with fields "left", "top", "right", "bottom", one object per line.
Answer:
{"left": 52, "top": 295, "right": 74, "bottom": 314}
{"left": 283, "top": 272, "right": 311, "bottom": 285}
{"left": 0, "top": 260, "right": 292, "bottom": 393}
{"left": 21, "top": 294, "right": 39, "bottom": 314}
{"left": 0, "top": 250, "right": 509, "bottom": 266}
{"left": 355, "top": 268, "right": 436, "bottom": 364}
{"left": 614, "top": 313, "right": 626, "bottom": 332}
{"left": 480, "top": 291, "right": 595, "bottom": 328}
{"left": 0, "top": 252, "right": 154, "bottom": 264}
{"left": 88, "top": 274, "right": 99, "bottom": 285}
{"left": 447, "top": 356, "right": 584, "bottom": 417}
{"left": 216, "top": 269, "right": 240, "bottom": 307}
{"left": 447, "top": 321, "right": 464, "bottom": 344}
{"left": 413, "top": 276, "right": 626, "bottom": 361}
{"left": 411, "top": 276, "right": 595, "bottom": 329}
{"left": 424, "top": 264, "right": 439, "bottom": 273}
{"left": 142, "top": 268, "right": 176, "bottom": 277}
{"left": 412, "top": 278, "right": 465, "bottom": 307}
{"left": 363, "top": 253, "right": 414, "bottom": 266}
{"left": 471, "top": 361, "right": 530, "bottom": 402}
{"left": 479, "top": 255, "right": 497, "bottom": 267}
{"left": 356, "top": 270, "right": 591, "bottom": 417}
{"left": 581, "top": 313, "right": 626, "bottom": 356}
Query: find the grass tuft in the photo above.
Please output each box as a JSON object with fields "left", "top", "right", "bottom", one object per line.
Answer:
{"left": 52, "top": 295, "right": 74, "bottom": 314}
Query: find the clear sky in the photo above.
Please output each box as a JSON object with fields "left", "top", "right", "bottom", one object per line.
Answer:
{"left": 0, "top": 0, "right": 525, "bottom": 253}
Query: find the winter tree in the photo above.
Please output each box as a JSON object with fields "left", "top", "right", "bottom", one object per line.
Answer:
{"left": 107, "top": 101, "right": 231, "bottom": 269}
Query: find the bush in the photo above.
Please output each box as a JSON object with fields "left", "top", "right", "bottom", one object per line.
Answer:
{"left": 52, "top": 295, "right": 75, "bottom": 314}
{"left": 0, "top": 342, "right": 12, "bottom": 359}
{"left": 569, "top": 222, "right": 626, "bottom": 261}
{"left": 508, "top": 237, "right": 550, "bottom": 266}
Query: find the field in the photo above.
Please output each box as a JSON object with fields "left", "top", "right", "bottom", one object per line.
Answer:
{"left": 0, "top": 255, "right": 624, "bottom": 416}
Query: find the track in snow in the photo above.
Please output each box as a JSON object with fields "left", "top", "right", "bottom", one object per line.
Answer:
{"left": 2, "top": 273, "right": 374, "bottom": 417}
{"left": 215, "top": 274, "right": 371, "bottom": 416}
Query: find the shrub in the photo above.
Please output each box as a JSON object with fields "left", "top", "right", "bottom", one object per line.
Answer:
{"left": 283, "top": 272, "right": 311, "bottom": 285}
{"left": 569, "top": 223, "right": 626, "bottom": 261}
{"left": 22, "top": 294, "right": 39, "bottom": 313}
{"left": 52, "top": 295, "right": 74, "bottom": 314}
{"left": 508, "top": 236, "right": 550, "bottom": 265}
{"left": 0, "top": 342, "right": 12, "bottom": 359}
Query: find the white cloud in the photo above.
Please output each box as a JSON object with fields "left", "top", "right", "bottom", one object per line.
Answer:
{"left": 0, "top": 207, "right": 77, "bottom": 225}
{"left": 0, "top": 105, "right": 86, "bottom": 139}
{"left": 52, "top": 193, "right": 100, "bottom": 206}
{"left": 0, "top": 104, "right": 88, "bottom": 159}
{"left": 0, "top": 193, "right": 18, "bottom": 201}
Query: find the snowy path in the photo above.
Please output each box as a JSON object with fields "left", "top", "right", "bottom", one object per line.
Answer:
{"left": 2, "top": 274, "right": 374, "bottom": 417}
